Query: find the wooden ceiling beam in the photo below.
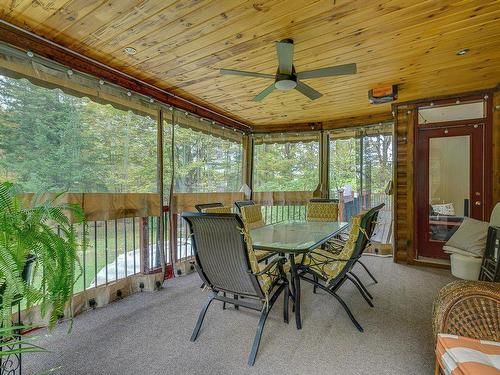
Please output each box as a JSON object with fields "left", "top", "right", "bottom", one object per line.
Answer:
{"left": 251, "top": 112, "right": 394, "bottom": 133}
{"left": 0, "top": 20, "right": 252, "bottom": 133}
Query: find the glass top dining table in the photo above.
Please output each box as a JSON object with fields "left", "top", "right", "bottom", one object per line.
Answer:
{"left": 250, "top": 220, "right": 349, "bottom": 330}
{"left": 250, "top": 220, "right": 349, "bottom": 253}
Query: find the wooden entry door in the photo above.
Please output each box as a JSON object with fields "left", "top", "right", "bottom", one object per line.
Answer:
{"left": 416, "top": 123, "right": 485, "bottom": 259}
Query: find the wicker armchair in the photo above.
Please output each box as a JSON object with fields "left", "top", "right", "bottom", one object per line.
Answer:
{"left": 432, "top": 280, "right": 500, "bottom": 342}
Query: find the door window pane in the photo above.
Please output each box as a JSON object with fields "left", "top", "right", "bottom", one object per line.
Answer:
{"left": 429, "top": 135, "right": 470, "bottom": 241}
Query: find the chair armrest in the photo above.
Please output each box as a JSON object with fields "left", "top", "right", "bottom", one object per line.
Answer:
{"left": 432, "top": 280, "right": 500, "bottom": 342}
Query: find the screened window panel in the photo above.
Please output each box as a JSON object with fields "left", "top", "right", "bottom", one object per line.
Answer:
{"left": 329, "top": 125, "right": 393, "bottom": 223}
{"left": 172, "top": 124, "right": 243, "bottom": 193}
{"left": 253, "top": 136, "right": 320, "bottom": 192}
{"left": 329, "top": 137, "right": 361, "bottom": 199}
{"left": 0, "top": 74, "right": 157, "bottom": 193}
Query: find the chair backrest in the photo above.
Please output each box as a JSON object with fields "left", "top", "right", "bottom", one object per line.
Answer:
{"left": 306, "top": 201, "right": 339, "bottom": 222}
{"left": 195, "top": 202, "right": 223, "bottom": 213}
{"left": 240, "top": 204, "right": 265, "bottom": 229}
{"left": 352, "top": 204, "right": 385, "bottom": 259}
{"left": 309, "top": 198, "right": 340, "bottom": 203}
{"left": 366, "top": 205, "right": 383, "bottom": 240}
{"left": 234, "top": 200, "right": 255, "bottom": 213}
{"left": 202, "top": 206, "right": 232, "bottom": 214}
{"left": 336, "top": 203, "right": 385, "bottom": 279}
{"left": 490, "top": 203, "right": 500, "bottom": 227}
{"left": 181, "top": 212, "right": 264, "bottom": 299}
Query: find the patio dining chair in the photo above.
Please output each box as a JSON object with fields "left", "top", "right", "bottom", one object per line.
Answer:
{"left": 201, "top": 206, "right": 232, "bottom": 213}
{"left": 181, "top": 212, "right": 290, "bottom": 366}
{"left": 234, "top": 200, "right": 255, "bottom": 213}
{"left": 309, "top": 198, "right": 340, "bottom": 203}
{"left": 306, "top": 200, "right": 339, "bottom": 222}
{"left": 239, "top": 204, "right": 272, "bottom": 262}
{"left": 297, "top": 205, "right": 383, "bottom": 332}
{"left": 322, "top": 204, "right": 385, "bottom": 293}
{"left": 195, "top": 202, "right": 224, "bottom": 212}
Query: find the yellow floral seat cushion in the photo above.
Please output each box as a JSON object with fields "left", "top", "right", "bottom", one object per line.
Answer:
{"left": 306, "top": 202, "right": 339, "bottom": 222}
{"left": 201, "top": 206, "right": 232, "bottom": 214}
{"left": 241, "top": 226, "right": 288, "bottom": 296}
{"left": 240, "top": 204, "right": 265, "bottom": 229}
{"left": 300, "top": 214, "right": 363, "bottom": 285}
{"left": 254, "top": 249, "right": 272, "bottom": 261}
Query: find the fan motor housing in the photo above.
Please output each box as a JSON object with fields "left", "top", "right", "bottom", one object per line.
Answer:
{"left": 275, "top": 73, "right": 297, "bottom": 90}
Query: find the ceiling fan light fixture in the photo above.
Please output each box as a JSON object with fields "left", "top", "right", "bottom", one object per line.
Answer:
{"left": 274, "top": 79, "right": 297, "bottom": 90}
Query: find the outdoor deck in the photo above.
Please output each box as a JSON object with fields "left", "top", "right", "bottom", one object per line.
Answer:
{"left": 24, "top": 256, "right": 453, "bottom": 375}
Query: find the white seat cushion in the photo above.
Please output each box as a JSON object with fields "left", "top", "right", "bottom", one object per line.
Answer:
{"left": 444, "top": 217, "right": 489, "bottom": 257}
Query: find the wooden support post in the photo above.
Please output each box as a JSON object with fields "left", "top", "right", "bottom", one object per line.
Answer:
{"left": 140, "top": 217, "right": 149, "bottom": 274}
{"left": 319, "top": 131, "right": 329, "bottom": 198}
{"left": 242, "top": 134, "right": 254, "bottom": 194}
{"left": 339, "top": 190, "right": 345, "bottom": 222}
{"left": 157, "top": 109, "right": 166, "bottom": 279}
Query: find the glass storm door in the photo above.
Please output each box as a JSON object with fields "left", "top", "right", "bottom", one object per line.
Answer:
{"left": 416, "top": 124, "right": 485, "bottom": 259}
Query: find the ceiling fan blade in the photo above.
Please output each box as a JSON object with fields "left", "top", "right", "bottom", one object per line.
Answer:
{"left": 253, "top": 84, "right": 276, "bottom": 102}
{"left": 297, "top": 63, "right": 357, "bottom": 79}
{"left": 276, "top": 39, "right": 294, "bottom": 75}
{"left": 295, "top": 81, "right": 322, "bottom": 100}
{"left": 220, "top": 68, "right": 275, "bottom": 79}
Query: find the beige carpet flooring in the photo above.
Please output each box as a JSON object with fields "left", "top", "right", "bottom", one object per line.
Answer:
{"left": 24, "top": 256, "right": 454, "bottom": 375}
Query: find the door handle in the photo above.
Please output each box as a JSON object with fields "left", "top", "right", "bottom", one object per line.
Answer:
{"left": 474, "top": 201, "right": 481, "bottom": 206}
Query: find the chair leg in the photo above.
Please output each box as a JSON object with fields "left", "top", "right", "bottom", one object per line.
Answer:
{"left": 289, "top": 275, "right": 296, "bottom": 313}
{"left": 357, "top": 260, "right": 378, "bottom": 284}
{"left": 346, "top": 274, "right": 374, "bottom": 308}
{"left": 349, "top": 271, "right": 373, "bottom": 299}
{"left": 313, "top": 275, "right": 318, "bottom": 294}
{"left": 283, "top": 284, "right": 289, "bottom": 324}
{"left": 329, "top": 291, "right": 364, "bottom": 332}
{"left": 190, "top": 293, "right": 216, "bottom": 342}
{"left": 234, "top": 294, "right": 239, "bottom": 310}
{"left": 222, "top": 292, "right": 226, "bottom": 310}
{"left": 248, "top": 284, "right": 285, "bottom": 366}
{"left": 301, "top": 275, "right": 364, "bottom": 332}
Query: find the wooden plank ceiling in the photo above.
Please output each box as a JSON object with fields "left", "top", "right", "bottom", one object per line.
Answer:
{"left": 1, "top": 0, "right": 499, "bottom": 128}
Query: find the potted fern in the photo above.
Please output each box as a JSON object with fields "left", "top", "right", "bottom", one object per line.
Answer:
{"left": 0, "top": 182, "right": 85, "bottom": 372}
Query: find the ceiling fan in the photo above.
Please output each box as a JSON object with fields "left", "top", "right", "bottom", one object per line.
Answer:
{"left": 220, "top": 39, "right": 357, "bottom": 102}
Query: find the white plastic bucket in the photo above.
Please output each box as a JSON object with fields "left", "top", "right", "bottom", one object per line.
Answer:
{"left": 450, "top": 253, "right": 482, "bottom": 280}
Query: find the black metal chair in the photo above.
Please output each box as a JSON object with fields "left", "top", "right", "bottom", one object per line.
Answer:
{"left": 309, "top": 198, "right": 340, "bottom": 203}
{"left": 297, "top": 204, "right": 384, "bottom": 332}
{"left": 325, "top": 204, "right": 384, "bottom": 290}
{"left": 234, "top": 200, "right": 255, "bottom": 213}
{"left": 351, "top": 206, "right": 382, "bottom": 287}
{"left": 195, "top": 202, "right": 224, "bottom": 213}
{"left": 181, "top": 212, "right": 289, "bottom": 366}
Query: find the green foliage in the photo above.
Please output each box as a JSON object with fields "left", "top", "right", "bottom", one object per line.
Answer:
{"left": 0, "top": 181, "right": 85, "bottom": 333}
{"left": 253, "top": 141, "right": 319, "bottom": 191}
{"left": 0, "top": 326, "right": 47, "bottom": 358}
{"left": 329, "top": 135, "right": 392, "bottom": 198}
{"left": 0, "top": 76, "right": 157, "bottom": 193}
{"left": 171, "top": 126, "right": 242, "bottom": 193}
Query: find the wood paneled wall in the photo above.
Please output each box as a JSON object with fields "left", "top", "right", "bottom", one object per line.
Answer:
{"left": 393, "top": 104, "right": 416, "bottom": 263}
{"left": 493, "top": 90, "right": 500, "bottom": 206}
